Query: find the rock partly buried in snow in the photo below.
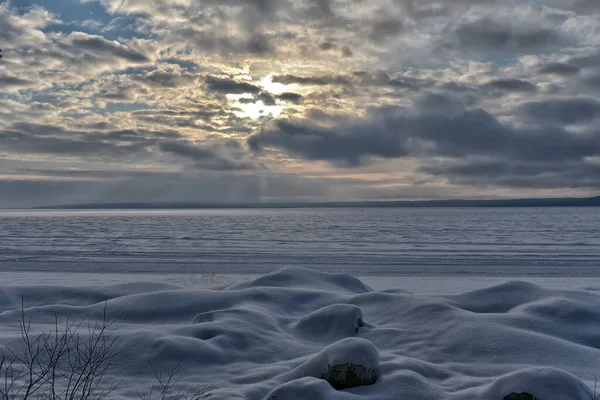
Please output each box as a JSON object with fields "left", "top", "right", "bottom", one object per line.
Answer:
{"left": 282, "top": 337, "right": 380, "bottom": 391}
{"left": 482, "top": 367, "right": 589, "bottom": 400}
{"left": 293, "top": 304, "right": 364, "bottom": 342}
{"left": 321, "top": 361, "right": 377, "bottom": 390}
{"left": 503, "top": 393, "right": 537, "bottom": 400}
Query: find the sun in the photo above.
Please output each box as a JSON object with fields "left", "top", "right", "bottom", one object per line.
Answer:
{"left": 229, "top": 74, "right": 301, "bottom": 120}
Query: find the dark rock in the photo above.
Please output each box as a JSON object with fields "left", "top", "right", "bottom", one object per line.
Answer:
{"left": 321, "top": 362, "right": 377, "bottom": 390}
{"left": 503, "top": 393, "right": 538, "bottom": 400}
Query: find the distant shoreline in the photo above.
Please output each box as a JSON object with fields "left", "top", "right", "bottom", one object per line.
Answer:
{"left": 27, "top": 196, "right": 600, "bottom": 210}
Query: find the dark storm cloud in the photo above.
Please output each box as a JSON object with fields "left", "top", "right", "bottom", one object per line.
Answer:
{"left": 538, "top": 62, "right": 581, "bottom": 76}
{"left": 319, "top": 42, "right": 336, "bottom": 51}
{"left": 272, "top": 74, "right": 352, "bottom": 86}
{"left": 356, "top": 72, "right": 432, "bottom": 91}
{"left": 204, "top": 76, "right": 262, "bottom": 94}
{"left": 481, "top": 79, "right": 537, "bottom": 92}
{"left": 420, "top": 160, "right": 600, "bottom": 189}
{"left": 369, "top": 18, "right": 404, "bottom": 41}
{"left": 257, "top": 92, "right": 277, "bottom": 106}
{"left": 246, "top": 34, "right": 272, "bottom": 54}
{"left": 563, "top": 50, "right": 600, "bottom": 69}
{"left": 277, "top": 92, "right": 304, "bottom": 104}
{"left": 248, "top": 103, "right": 600, "bottom": 166}
{"left": 452, "top": 17, "right": 563, "bottom": 51}
{"left": 248, "top": 118, "right": 411, "bottom": 167}
{"left": 517, "top": 98, "right": 600, "bottom": 124}
{"left": 159, "top": 140, "right": 259, "bottom": 171}
{"left": 581, "top": 73, "right": 600, "bottom": 89}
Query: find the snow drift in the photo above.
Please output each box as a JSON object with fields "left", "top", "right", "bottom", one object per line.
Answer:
{"left": 1, "top": 267, "right": 600, "bottom": 399}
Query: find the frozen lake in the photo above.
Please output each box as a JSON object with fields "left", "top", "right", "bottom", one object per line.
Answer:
{"left": 1, "top": 207, "right": 599, "bottom": 277}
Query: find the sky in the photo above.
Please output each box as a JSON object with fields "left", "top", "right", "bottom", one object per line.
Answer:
{"left": 1, "top": 0, "right": 600, "bottom": 207}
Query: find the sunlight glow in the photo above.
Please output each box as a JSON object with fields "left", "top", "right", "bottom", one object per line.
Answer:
{"left": 229, "top": 94, "right": 285, "bottom": 119}
{"left": 227, "top": 74, "right": 300, "bottom": 119}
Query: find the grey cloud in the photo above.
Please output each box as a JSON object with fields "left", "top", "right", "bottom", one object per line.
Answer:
{"left": 257, "top": 92, "right": 277, "bottom": 106}
{"left": 517, "top": 98, "right": 600, "bottom": 125}
{"left": 0, "top": 122, "right": 182, "bottom": 158}
{"left": 341, "top": 46, "right": 353, "bottom": 57}
{"left": 248, "top": 118, "right": 411, "bottom": 167}
{"left": 481, "top": 79, "right": 536, "bottom": 92}
{"left": 277, "top": 92, "right": 304, "bottom": 104}
{"left": 582, "top": 73, "right": 600, "bottom": 89}
{"left": 452, "top": 17, "right": 563, "bottom": 51}
{"left": 357, "top": 72, "right": 431, "bottom": 91}
{"left": 312, "top": 0, "right": 334, "bottom": 18}
{"left": 421, "top": 160, "right": 600, "bottom": 189}
{"left": 562, "top": 50, "right": 600, "bottom": 69}
{"left": 160, "top": 140, "right": 221, "bottom": 160}
{"left": 538, "top": 62, "right": 581, "bottom": 75}
{"left": 319, "top": 42, "right": 336, "bottom": 51}
{"left": 159, "top": 140, "right": 258, "bottom": 170}
{"left": 0, "top": 13, "right": 23, "bottom": 45}
{"left": 131, "top": 69, "right": 197, "bottom": 88}
{"left": 0, "top": 121, "right": 260, "bottom": 172}
{"left": 205, "top": 76, "right": 262, "bottom": 94}
{"left": 272, "top": 74, "right": 352, "bottom": 86}
{"left": 0, "top": 75, "right": 33, "bottom": 87}
{"left": 246, "top": 34, "right": 272, "bottom": 54}
{"left": 239, "top": 91, "right": 302, "bottom": 106}
{"left": 68, "top": 33, "right": 150, "bottom": 63}
{"left": 369, "top": 19, "right": 404, "bottom": 41}
{"left": 247, "top": 104, "right": 600, "bottom": 167}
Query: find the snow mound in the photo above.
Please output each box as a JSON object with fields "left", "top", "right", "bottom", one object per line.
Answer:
{"left": 2, "top": 267, "right": 600, "bottom": 399}
{"left": 482, "top": 367, "right": 590, "bottom": 400}
{"left": 285, "top": 338, "right": 379, "bottom": 381}
{"left": 228, "top": 266, "right": 371, "bottom": 294}
{"left": 293, "top": 304, "right": 364, "bottom": 342}
{"left": 266, "top": 377, "right": 346, "bottom": 400}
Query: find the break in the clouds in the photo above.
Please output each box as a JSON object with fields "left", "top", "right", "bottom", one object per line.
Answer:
{"left": 0, "top": 0, "right": 599, "bottom": 206}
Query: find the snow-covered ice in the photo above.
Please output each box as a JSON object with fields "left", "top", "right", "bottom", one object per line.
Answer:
{"left": 2, "top": 267, "right": 600, "bottom": 399}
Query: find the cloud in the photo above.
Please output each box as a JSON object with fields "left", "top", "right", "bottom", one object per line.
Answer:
{"left": 272, "top": 74, "right": 352, "bottom": 86}
{"left": 369, "top": 18, "right": 404, "bottom": 41}
{"left": 68, "top": 32, "right": 149, "bottom": 62}
{"left": 204, "top": 76, "right": 262, "bottom": 94}
{"left": 1, "top": 0, "right": 600, "bottom": 204}
{"left": 248, "top": 116, "right": 411, "bottom": 167}
{"left": 448, "top": 10, "right": 567, "bottom": 53}
{"left": 481, "top": 79, "right": 537, "bottom": 92}
{"left": 248, "top": 100, "right": 600, "bottom": 167}
{"left": 277, "top": 92, "right": 304, "bottom": 104}
{"left": 517, "top": 97, "right": 600, "bottom": 124}
{"left": 0, "top": 75, "right": 34, "bottom": 89}
{"left": 537, "top": 62, "right": 581, "bottom": 75}
{"left": 421, "top": 159, "right": 600, "bottom": 189}
{"left": 159, "top": 140, "right": 259, "bottom": 171}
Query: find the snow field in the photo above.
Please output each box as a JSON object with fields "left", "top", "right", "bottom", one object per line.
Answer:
{"left": 1, "top": 267, "right": 599, "bottom": 399}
